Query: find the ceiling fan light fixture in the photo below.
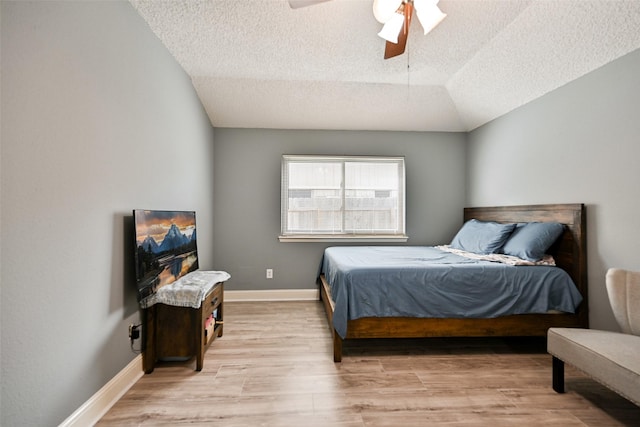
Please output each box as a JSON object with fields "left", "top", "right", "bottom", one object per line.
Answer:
{"left": 413, "top": 0, "right": 447, "bottom": 35}
{"left": 377, "top": 11, "right": 405, "bottom": 43}
{"left": 373, "top": 0, "right": 403, "bottom": 24}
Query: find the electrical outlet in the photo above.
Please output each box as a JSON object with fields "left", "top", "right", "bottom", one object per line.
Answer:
{"left": 266, "top": 268, "right": 273, "bottom": 279}
{"left": 128, "top": 324, "right": 140, "bottom": 341}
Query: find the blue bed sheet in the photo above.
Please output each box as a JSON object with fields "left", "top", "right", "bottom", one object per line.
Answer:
{"left": 321, "top": 246, "right": 583, "bottom": 339}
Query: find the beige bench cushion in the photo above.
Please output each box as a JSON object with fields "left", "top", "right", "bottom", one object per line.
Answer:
{"left": 548, "top": 327, "right": 640, "bottom": 405}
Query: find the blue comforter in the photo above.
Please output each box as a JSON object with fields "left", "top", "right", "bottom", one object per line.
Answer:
{"left": 321, "top": 246, "right": 583, "bottom": 338}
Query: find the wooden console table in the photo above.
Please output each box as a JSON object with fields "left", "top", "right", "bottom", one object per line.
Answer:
{"left": 143, "top": 282, "right": 223, "bottom": 373}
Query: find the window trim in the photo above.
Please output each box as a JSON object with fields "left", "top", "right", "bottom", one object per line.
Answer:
{"left": 279, "top": 155, "right": 408, "bottom": 243}
{"left": 278, "top": 234, "right": 409, "bottom": 243}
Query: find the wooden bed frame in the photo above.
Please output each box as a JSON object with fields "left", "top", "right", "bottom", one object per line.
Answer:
{"left": 319, "top": 203, "right": 588, "bottom": 362}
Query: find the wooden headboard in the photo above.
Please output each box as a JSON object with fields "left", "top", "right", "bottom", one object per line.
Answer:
{"left": 464, "top": 203, "right": 588, "bottom": 327}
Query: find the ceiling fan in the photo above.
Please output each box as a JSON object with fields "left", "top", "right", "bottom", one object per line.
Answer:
{"left": 288, "top": 0, "right": 447, "bottom": 59}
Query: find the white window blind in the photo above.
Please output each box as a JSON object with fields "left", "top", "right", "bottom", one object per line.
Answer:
{"left": 280, "top": 155, "right": 407, "bottom": 242}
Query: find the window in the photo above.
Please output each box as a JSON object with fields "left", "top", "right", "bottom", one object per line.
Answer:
{"left": 279, "top": 155, "right": 407, "bottom": 242}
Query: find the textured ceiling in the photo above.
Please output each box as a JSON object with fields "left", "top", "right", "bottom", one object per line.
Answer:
{"left": 130, "top": 0, "right": 640, "bottom": 132}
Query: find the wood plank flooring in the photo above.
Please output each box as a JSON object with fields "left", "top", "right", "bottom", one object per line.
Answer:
{"left": 99, "top": 301, "right": 640, "bottom": 426}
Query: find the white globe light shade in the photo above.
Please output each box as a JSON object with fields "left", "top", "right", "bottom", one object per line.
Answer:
{"left": 373, "top": 0, "right": 403, "bottom": 24}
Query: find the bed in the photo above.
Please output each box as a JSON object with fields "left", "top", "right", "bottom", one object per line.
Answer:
{"left": 318, "top": 203, "right": 588, "bottom": 362}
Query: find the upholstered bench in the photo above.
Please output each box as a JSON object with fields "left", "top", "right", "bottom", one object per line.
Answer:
{"left": 548, "top": 268, "right": 640, "bottom": 406}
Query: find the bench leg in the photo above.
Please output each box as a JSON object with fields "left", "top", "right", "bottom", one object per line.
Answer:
{"left": 552, "top": 356, "right": 565, "bottom": 393}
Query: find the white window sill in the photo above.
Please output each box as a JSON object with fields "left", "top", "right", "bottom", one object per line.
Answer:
{"left": 278, "top": 234, "right": 409, "bottom": 243}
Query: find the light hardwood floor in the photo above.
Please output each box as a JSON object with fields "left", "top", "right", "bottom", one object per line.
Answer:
{"left": 99, "top": 301, "right": 640, "bottom": 426}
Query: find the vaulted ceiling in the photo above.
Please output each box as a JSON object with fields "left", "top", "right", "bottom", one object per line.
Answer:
{"left": 130, "top": 0, "right": 640, "bottom": 132}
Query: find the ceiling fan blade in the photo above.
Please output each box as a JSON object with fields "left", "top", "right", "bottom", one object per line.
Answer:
{"left": 384, "top": 2, "right": 413, "bottom": 59}
{"left": 384, "top": 30, "right": 408, "bottom": 59}
{"left": 288, "top": 0, "right": 331, "bottom": 8}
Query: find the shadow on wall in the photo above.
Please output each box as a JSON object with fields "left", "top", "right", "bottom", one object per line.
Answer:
{"left": 587, "top": 204, "right": 618, "bottom": 330}
{"left": 108, "top": 213, "right": 140, "bottom": 318}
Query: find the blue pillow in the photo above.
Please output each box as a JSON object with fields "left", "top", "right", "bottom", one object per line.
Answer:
{"left": 501, "top": 222, "right": 565, "bottom": 261}
{"left": 450, "top": 219, "right": 516, "bottom": 255}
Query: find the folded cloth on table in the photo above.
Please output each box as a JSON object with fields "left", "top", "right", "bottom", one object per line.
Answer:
{"left": 140, "top": 270, "right": 231, "bottom": 309}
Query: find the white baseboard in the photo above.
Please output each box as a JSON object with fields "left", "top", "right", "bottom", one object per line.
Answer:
{"left": 225, "top": 288, "right": 319, "bottom": 302}
{"left": 59, "top": 354, "right": 143, "bottom": 427}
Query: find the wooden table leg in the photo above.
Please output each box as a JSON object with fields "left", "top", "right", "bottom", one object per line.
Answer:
{"left": 143, "top": 306, "right": 156, "bottom": 374}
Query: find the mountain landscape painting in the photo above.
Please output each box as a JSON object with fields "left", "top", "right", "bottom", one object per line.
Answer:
{"left": 133, "top": 209, "right": 199, "bottom": 301}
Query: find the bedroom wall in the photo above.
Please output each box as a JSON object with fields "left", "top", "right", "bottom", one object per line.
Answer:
{"left": 212, "top": 128, "right": 467, "bottom": 291}
{"left": 1, "top": 2, "right": 215, "bottom": 425}
{"left": 467, "top": 47, "right": 640, "bottom": 332}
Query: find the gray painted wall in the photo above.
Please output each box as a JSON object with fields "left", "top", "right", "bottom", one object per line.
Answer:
{"left": 467, "top": 47, "right": 640, "bottom": 332}
{"left": 1, "top": 2, "right": 214, "bottom": 425}
{"left": 213, "top": 129, "right": 467, "bottom": 290}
